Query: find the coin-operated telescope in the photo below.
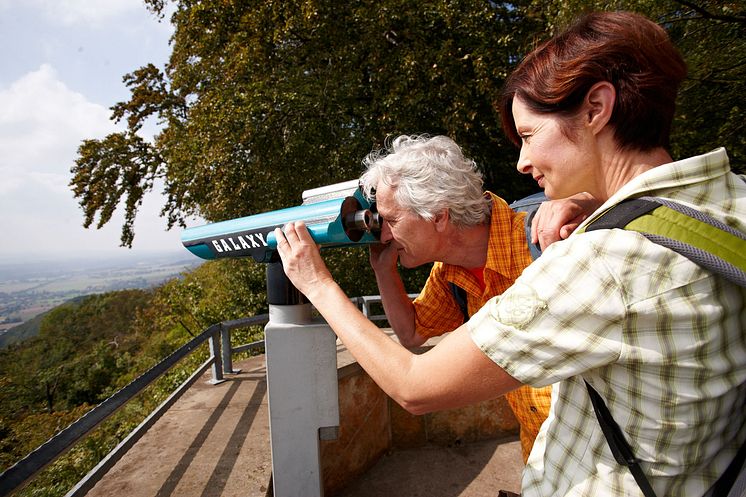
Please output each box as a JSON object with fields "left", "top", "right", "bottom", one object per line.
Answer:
{"left": 181, "top": 179, "right": 382, "bottom": 497}
{"left": 181, "top": 179, "right": 381, "bottom": 262}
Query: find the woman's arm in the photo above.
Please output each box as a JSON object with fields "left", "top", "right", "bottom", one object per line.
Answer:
{"left": 274, "top": 221, "right": 521, "bottom": 414}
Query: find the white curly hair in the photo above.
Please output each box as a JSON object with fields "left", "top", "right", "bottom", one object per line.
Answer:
{"left": 360, "top": 135, "right": 490, "bottom": 227}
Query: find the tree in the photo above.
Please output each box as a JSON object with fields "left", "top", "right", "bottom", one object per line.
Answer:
{"left": 70, "top": 0, "right": 545, "bottom": 248}
{"left": 70, "top": 0, "right": 743, "bottom": 268}
{"left": 0, "top": 291, "right": 153, "bottom": 415}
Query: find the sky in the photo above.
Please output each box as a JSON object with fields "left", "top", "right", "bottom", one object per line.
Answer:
{"left": 0, "top": 0, "right": 190, "bottom": 263}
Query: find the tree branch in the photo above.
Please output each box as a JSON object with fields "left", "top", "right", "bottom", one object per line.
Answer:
{"left": 674, "top": 0, "right": 746, "bottom": 23}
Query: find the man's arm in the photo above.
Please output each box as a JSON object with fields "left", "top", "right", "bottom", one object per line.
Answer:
{"left": 369, "top": 243, "right": 427, "bottom": 348}
{"left": 276, "top": 221, "right": 522, "bottom": 413}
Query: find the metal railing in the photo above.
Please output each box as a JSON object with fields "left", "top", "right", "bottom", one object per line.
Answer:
{"left": 0, "top": 295, "right": 402, "bottom": 497}
{"left": 0, "top": 316, "right": 268, "bottom": 497}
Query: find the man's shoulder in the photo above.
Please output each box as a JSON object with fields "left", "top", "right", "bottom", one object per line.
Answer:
{"left": 504, "top": 191, "right": 546, "bottom": 261}
{"left": 508, "top": 191, "right": 547, "bottom": 212}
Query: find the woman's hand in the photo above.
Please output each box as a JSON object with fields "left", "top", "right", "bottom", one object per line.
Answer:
{"left": 274, "top": 221, "right": 335, "bottom": 300}
{"left": 531, "top": 192, "right": 603, "bottom": 249}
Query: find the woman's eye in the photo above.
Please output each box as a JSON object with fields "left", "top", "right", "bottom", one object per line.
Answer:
{"left": 520, "top": 134, "right": 532, "bottom": 143}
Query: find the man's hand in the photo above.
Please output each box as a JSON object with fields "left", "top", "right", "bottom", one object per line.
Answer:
{"left": 369, "top": 241, "right": 398, "bottom": 273}
{"left": 274, "top": 221, "right": 335, "bottom": 300}
{"left": 531, "top": 192, "right": 602, "bottom": 250}
{"left": 369, "top": 238, "right": 424, "bottom": 347}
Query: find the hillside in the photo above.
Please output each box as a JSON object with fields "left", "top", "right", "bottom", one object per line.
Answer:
{"left": 0, "top": 258, "right": 270, "bottom": 496}
{"left": 0, "top": 252, "right": 201, "bottom": 341}
{"left": 0, "top": 312, "right": 47, "bottom": 348}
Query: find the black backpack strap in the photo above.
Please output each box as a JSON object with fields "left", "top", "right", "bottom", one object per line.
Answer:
{"left": 585, "top": 381, "right": 659, "bottom": 497}
{"left": 707, "top": 438, "right": 746, "bottom": 497}
{"left": 583, "top": 198, "right": 659, "bottom": 230}
{"left": 509, "top": 192, "right": 546, "bottom": 261}
{"left": 449, "top": 282, "right": 469, "bottom": 322}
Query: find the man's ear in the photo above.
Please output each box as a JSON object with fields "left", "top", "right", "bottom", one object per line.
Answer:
{"left": 434, "top": 209, "right": 450, "bottom": 232}
{"left": 584, "top": 81, "right": 615, "bottom": 135}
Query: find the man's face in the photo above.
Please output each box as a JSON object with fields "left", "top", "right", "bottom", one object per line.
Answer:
{"left": 374, "top": 182, "right": 440, "bottom": 268}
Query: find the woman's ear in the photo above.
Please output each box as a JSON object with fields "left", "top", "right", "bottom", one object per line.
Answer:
{"left": 584, "top": 81, "right": 616, "bottom": 135}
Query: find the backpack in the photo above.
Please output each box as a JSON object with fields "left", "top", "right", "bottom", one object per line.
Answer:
{"left": 509, "top": 193, "right": 746, "bottom": 497}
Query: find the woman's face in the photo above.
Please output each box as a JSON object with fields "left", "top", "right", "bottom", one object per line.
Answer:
{"left": 512, "top": 96, "right": 597, "bottom": 200}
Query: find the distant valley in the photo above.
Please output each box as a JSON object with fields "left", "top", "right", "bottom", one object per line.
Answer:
{"left": 0, "top": 252, "right": 202, "bottom": 335}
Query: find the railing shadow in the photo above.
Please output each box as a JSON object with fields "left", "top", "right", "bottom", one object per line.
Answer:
{"left": 198, "top": 379, "right": 267, "bottom": 497}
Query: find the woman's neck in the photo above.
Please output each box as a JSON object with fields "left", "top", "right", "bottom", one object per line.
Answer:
{"left": 596, "top": 144, "right": 672, "bottom": 201}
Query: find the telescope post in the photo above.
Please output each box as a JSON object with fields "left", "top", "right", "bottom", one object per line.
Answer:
{"left": 263, "top": 261, "right": 340, "bottom": 497}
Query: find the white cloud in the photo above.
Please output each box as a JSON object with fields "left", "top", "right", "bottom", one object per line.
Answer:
{"left": 24, "top": 0, "right": 141, "bottom": 27}
{"left": 0, "top": 64, "right": 119, "bottom": 186}
{"left": 0, "top": 63, "right": 181, "bottom": 257}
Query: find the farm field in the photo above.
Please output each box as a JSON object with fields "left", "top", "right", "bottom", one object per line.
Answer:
{"left": 0, "top": 252, "right": 202, "bottom": 334}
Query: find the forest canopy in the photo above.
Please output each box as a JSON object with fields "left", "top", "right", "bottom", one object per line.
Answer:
{"left": 70, "top": 0, "right": 746, "bottom": 248}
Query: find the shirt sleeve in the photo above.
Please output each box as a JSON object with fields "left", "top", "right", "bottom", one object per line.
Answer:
{"left": 468, "top": 232, "right": 627, "bottom": 387}
{"left": 412, "top": 263, "right": 465, "bottom": 339}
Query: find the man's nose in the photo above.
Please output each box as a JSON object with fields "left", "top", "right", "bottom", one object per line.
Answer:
{"left": 380, "top": 222, "right": 393, "bottom": 243}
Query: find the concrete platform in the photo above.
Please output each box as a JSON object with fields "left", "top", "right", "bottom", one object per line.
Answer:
{"left": 85, "top": 335, "right": 524, "bottom": 497}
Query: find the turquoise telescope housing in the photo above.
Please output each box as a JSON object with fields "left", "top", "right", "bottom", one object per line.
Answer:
{"left": 181, "top": 180, "right": 381, "bottom": 263}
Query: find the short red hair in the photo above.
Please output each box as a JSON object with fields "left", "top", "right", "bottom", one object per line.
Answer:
{"left": 500, "top": 11, "right": 687, "bottom": 151}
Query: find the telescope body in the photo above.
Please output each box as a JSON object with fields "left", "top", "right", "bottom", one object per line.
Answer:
{"left": 181, "top": 180, "right": 380, "bottom": 262}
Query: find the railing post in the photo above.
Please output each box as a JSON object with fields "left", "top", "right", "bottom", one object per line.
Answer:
{"left": 361, "top": 296, "right": 371, "bottom": 318}
{"left": 220, "top": 323, "right": 241, "bottom": 375}
{"left": 208, "top": 328, "right": 225, "bottom": 385}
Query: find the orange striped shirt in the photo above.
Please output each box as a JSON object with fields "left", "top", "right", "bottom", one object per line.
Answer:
{"left": 412, "top": 192, "right": 551, "bottom": 463}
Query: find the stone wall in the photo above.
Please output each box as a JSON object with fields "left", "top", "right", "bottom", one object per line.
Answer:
{"left": 320, "top": 356, "right": 519, "bottom": 496}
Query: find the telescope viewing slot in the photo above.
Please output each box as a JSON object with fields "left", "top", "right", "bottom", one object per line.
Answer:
{"left": 340, "top": 196, "right": 381, "bottom": 242}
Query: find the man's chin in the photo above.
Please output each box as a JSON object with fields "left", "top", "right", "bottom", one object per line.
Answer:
{"left": 398, "top": 256, "right": 421, "bottom": 269}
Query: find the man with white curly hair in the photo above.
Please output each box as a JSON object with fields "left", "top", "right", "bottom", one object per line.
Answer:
{"left": 360, "top": 134, "right": 553, "bottom": 462}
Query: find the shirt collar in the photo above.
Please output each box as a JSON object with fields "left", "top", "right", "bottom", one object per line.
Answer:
{"left": 580, "top": 148, "right": 731, "bottom": 230}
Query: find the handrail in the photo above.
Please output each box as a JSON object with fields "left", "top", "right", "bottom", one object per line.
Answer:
{"left": 0, "top": 316, "right": 268, "bottom": 497}
{"left": 0, "top": 295, "right": 400, "bottom": 497}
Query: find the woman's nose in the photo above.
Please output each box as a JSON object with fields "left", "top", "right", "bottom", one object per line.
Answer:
{"left": 516, "top": 147, "right": 531, "bottom": 174}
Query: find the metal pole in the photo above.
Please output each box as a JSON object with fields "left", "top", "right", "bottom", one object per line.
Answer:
{"left": 208, "top": 329, "right": 225, "bottom": 385}
{"left": 264, "top": 261, "right": 339, "bottom": 497}
{"left": 220, "top": 324, "right": 241, "bottom": 375}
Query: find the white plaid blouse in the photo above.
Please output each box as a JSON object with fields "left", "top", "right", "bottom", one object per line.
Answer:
{"left": 469, "top": 148, "right": 746, "bottom": 497}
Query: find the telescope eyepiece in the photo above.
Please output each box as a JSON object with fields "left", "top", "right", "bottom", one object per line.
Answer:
{"left": 367, "top": 211, "right": 381, "bottom": 234}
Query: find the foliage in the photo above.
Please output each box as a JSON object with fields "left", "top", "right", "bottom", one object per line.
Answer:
{"left": 68, "top": 1, "right": 745, "bottom": 321}
{"left": 0, "top": 313, "right": 46, "bottom": 348}
{"left": 0, "top": 290, "right": 153, "bottom": 416}
{"left": 71, "top": 0, "right": 547, "bottom": 249}
{"left": 0, "top": 290, "right": 156, "bottom": 482}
